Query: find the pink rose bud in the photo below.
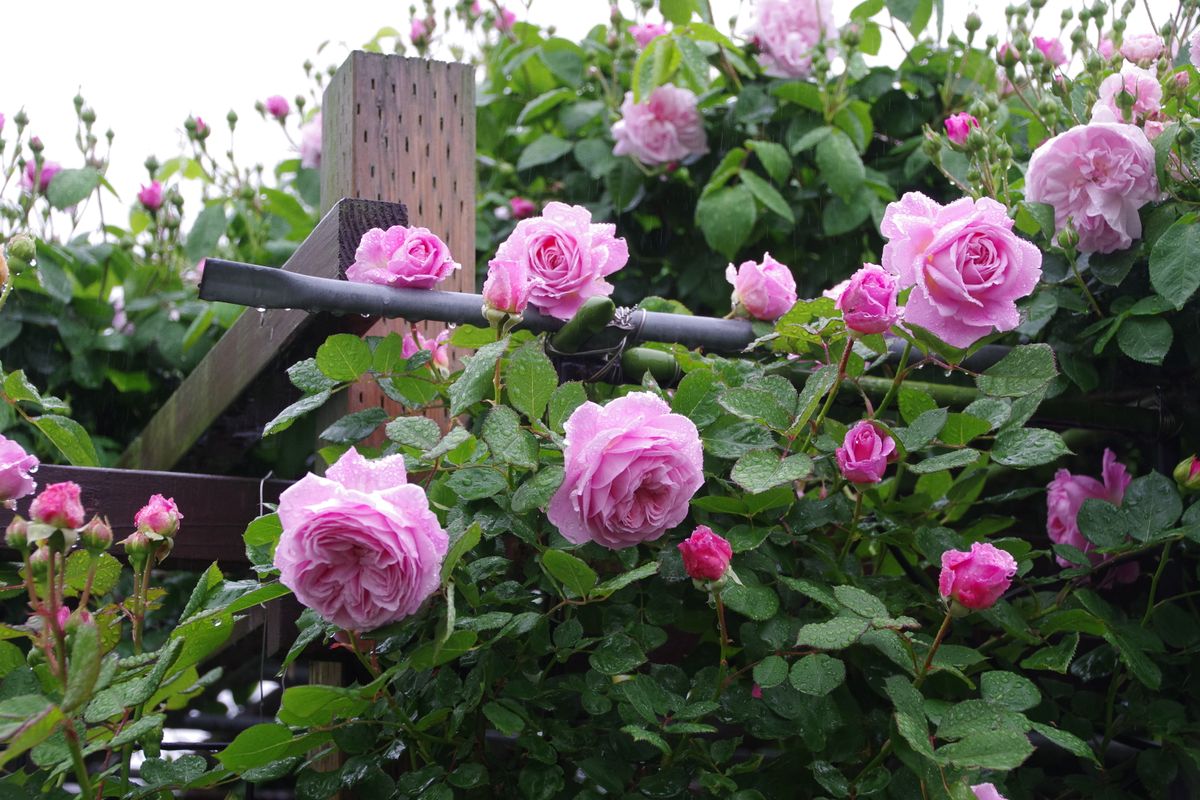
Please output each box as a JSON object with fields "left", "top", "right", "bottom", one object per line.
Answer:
{"left": 997, "top": 42, "right": 1020, "bottom": 66}
{"left": 28, "top": 546, "right": 51, "bottom": 578}
{"left": 1119, "top": 33, "right": 1164, "bottom": 64}
{"left": 194, "top": 116, "right": 209, "bottom": 136}
{"left": 30, "top": 482, "right": 85, "bottom": 529}
{"left": 346, "top": 225, "right": 461, "bottom": 289}
{"left": 1173, "top": 455, "right": 1200, "bottom": 492}
{"left": 612, "top": 84, "right": 708, "bottom": 166}
{"left": 677, "top": 525, "right": 733, "bottom": 582}
{"left": 298, "top": 112, "right": 322, "bottom": 169}
{"left": 725, "top": 253, "right": 798, "bottom": 321}
{"left": 496, "top": 7, "right": 516, "bottom": 31}
{"left": 1098, "top": 37, "right": 1115, "bottom": 59}
{"left": 410, "top": 17, "right": 430, "bottom": 43}
{"left": 5, "top": 516, "right": 28, "bottom": 550}
{"left": 417, "top": 330, "right": 450, "bottom": 372}
{"left": 0, "top": 113, "right": 5, "bottom": 134}
{"left": 939, "top": 542, "right": 1018, "bottom": 610}
{"left": 943, "top": 112, "right": 980, "bottom": 146}
{"left": 0, "top": 434, "right": 38, "bottom": 507}
{"left": 21, "top": 160, "right": 62, "bottom": 193}
{"left": 835, "top": 263, "right": 900, "bottom": 335}
{"left": 836, "top": 421, "right": 896, "bottom": 484}
{"left": 1033, "top": 36, "right": 1067, "bottom": 66}
{"left": 482, "top": 255, "right": 535, "bottom": 314}
{"left": 971, "top": 783, "right": 1008, "bottom": 800}
{"left": 137, "top": 181, "right": 165, "bottom": 212}
{"left": 630, "top": 22, "right": 669, "bottom": 48}
{"left": 470, "top": 0, "right": 482, "bottom": 14}
{"left": 265, "top": 95, "right": 290, "bottom": 120}
{"left": 751, "top": 684, "right": 763, "bottom": 699}
{"left": 80, "top": 516, "right": 113, "bottom": 552}
{"left": 121, "top": 530, "right": 153, "bottom": 563}
{"left": 135, "top": 494, "right": 183, "bottom": 538}
{"left": 56, "top": 606, "right": 92, "bottom": 631}
{"left": 509, "top": 196, "right": 536, "bottom": 218}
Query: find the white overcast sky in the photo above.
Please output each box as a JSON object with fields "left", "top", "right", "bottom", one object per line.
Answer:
{"left": 0, "top": 0, "right": 1169, "bottom": 224}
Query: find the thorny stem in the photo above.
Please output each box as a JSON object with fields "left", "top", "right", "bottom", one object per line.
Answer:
{"left": 64, "top": 723, "right": 94, "bottom": 798}
{"left": 915, "top": 610, "right": 954, "bottom": 689}
{"left": 1140, "top": 541, "right": 1172, "bottom": 626}
{"left": 713, "top": 592, "right": 732, "bottom": 696}
{"left": 874, "top": 341, "right": 912, "bottom": 419}
{"left": 1070, "top": 256, "right": 1104, "bottom": 319}
{"left": 803, "top": 341, "right": 853, "bottom": 451}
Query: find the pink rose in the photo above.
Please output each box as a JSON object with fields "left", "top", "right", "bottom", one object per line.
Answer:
{"left": 482, "top": 254, "right": 535, "bottom": 314}
{"left": 510, "top": 196, "right": 536, "bottom": 219}
{"left": 971, "top": 784, "right": 1008, "bottom": 800}
{"left": 0, "top": 435, "right": 37, "bottom": 506}
{"left": 943, "top": 112, "right": 979, "bottom": 146}
{"left": 1120, "top": 33, "right": 1164, "bottom": 63}
{"left": 30, "top": 482, "right": 85, "bottom": 529}
{"left": 56, "top": 606, "right": 92, "bottom": 630}
{"left": 135, "top": 494, "right": 183, "bottom": 538}
{"left": 1098, "top": 37, "right": 1116, "bottom": 59}
{"left": 751, "top": 0, "right": 836, "bottom": 78}
{"left": 0, "top": 114, "right": 5, "bottom": 134}
{"left": 751, "top": 684, "right": 763, "bottom": 699}
{"left": 836, "top": 421, "right": 895, "bottom": 484}
{"left": 1025, "top": 122, "right": 1158, "bottom": 254}
{"left": 1033, "top": 36, "right": 1067, "bottom": 66}
{"left": 265, "top": 95, "right": 290, "bottom": 120}
{"left": 401, "top": 328, "right": 451, "bottom": 371}
{"left": 1047, "top": 449, "right": 1135, "bottom": 576}
{"left": 678, "top": 525, "right": 733, "bottom": 581}
{"left": 997, "top": 42, "right": 1020, "bottom": 66}
{"left": 612, "top": 84, "right": 708, "bottom": 166}
{"left": 496, "top": 7, "right": 516, "bottom": 31}
{"left": 21, "top": 160, "right": 62, "bottom": 193}
{"left": 939, "top": 542, "right": 1018, "bottom": 610}
{"left": 275, "top": 447, "right": 448, "bottom": 631}
{"left": 410, "top": 17, "right": 431, "bottom": 44}
{"left": 488, "top": 202, "right": 628, "bottom": 319}
{"left": 194, "top": 116, "right": 209, "bottom": 137}
{"left": 821, "top": 278, "right": 851, "bottom": 301}
{"left": 1091, "top": 65, "right": 1162, "bottom": 124}
{"left": 345, "top": 225, "right": 461, "bottom": 289}
{"left": 298, "top": 112, "right": 322, "bottom": 169}
{"left": 630, "top": 22, "right": 669, "bottom": 48}
{"left": 835, "top": 263, "right": 900, "bottom": 335}
{"left": 1192, "top": 29, "right": 1200, "bottom": 70}
{"left": 138, "top": 181, "right": 164, "bottom": 212}
{"left": 880, "top": 192, "right": 1042, "bottom": 348}
{"left": 726, "top": 253, "right": 798, "bottom": 321}
{"left": 548, "top": 392, "right": 704, "bottom": 550}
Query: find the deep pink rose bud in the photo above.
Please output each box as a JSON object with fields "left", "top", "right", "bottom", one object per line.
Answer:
{"left": 751, "top": 684, "right": 763, "bottom": 699}
{"left": 265, "top": 95, "right": 290, "bottom": 120}
{"left": 943, "top": 112, "right": 979, "bottom": 146}
{"left": 135, "top": 494, "right": 183, "bottom": 538}
{"left": 836, "top": 421, "right": 895, "bottom": 484}
{"left": 1033, "top": 36, "right": 1067, "bottom": 66}
{"left": 482, "top": 256, "right": 535, "bottom": 314}
{"left": 30, "top": 482, "right": 85, "bottom": 529}
{"left": 997, "top": 42, "right": 1020, "bottom": 67}
{"left": 410, "top": 18, "right": 430, "bottom": 43}
{"left": 0, "top": 434, "right": 38, "bottom": 507}
{"left": 1120, "top": 33, "right": 1164, "bottom": 64}
{"left": 971, "top": 784, "right": 1008, "bottom": 800}
{"left": 835, "top": 263, "right": 900, "bottom": 335}
{"left": 939, "top": 542, "right": 1018, "bottom": 610}
{"left": 80, "top": 516, "right": 113, "bottom": 552}
{"left": 21, "top": 160, "right": 62, "bottom": 193}
{"left": 509, "top": 196, "right": 536, "bottom": 218}
{"left": 1173, "top": 455, "right": 1200, "bottom": 493}
{"left": 137, "top": 181, "right": 164, "bottom": 212}
{"left": 496, "top": 7, "right": 516, "bottom": 31}
{"left": 630, "top": 22, "right": 669, "bottom": 48}
{"left": 726, "top": 253, "right": 798, "bottom": 321}
{"left": 57, "top": 606, "right": 93, "bottom": 632}
{"left": 678, "top": 525, "right": 733, "bottom": 582}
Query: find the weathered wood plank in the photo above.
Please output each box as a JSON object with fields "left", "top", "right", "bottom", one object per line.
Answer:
{"left": 119, "top": 197, "right": 407, "bottom": 473}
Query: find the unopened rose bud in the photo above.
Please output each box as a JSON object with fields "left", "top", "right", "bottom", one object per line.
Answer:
{"left": 30, "top": 482, "right": 85, "bottom": 530}
{"left": 939, "top": 542, "right": 1017, "bottom": 611}
{"left": 13, "top": 110, "right": 28, "bottom": 128}
{"left": 135, "top": 494, "right": 183, "bottom": 539}
{"left": 5, "top": 516, "right": 29, "bottom": 550}
{"left": 965, "top": 12, "right": 981, "bottom": 32}
{"left": 1057, "top": 226, "right": 1079, "bottom": 251}
{"left": 1174, "top": 456, "right": 1200, "bottom": 493}
{"left": 28, "top": 546, "right": 50, "bottom": 579}
{"left": 80, "top": 516, "right": 113, "bottom": 552}
{"left": 28, "top": 136, "right": 44, "bottom": 154}
{"left": 226, "top": 110, "right": 238, "bottom": 129}
{"left": 81, "top": 108, "right": 96, "bottom": 125}
{"left": 122, "top": 530, "right": 152, "bottom": 568}
{"left": 965, "top": 126, "right": 987, "bottom": 152}
{"left": 6, "top": 234, "right": 35, "bottom": 265}
{"left": 73, "top": 94, "right": 85, "bottom": 111}
{"left": 679, "top": 526, "right": 733, "bottom": 583}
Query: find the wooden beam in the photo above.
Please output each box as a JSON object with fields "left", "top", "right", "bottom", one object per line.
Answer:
{"left": 118, "top": 197, "right": 407, "bottom": 473}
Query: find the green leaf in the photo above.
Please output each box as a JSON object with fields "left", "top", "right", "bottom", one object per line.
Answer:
{"left": 1148, "top": 215, "right": 1200, "bottom": 308}
{"left": 517, "top": 134, "right": 575, "bottom": 171}
{"left": 46, "top": 167, "right": 100, "bottom": 209}
{"left": 278, "top": 685, "right": 369, "bottom": 728}
{"left": 3, "top": 370, "right": 41, "bottom": 404}
{"left": 446, "top": 467, "right": 508, "bottom": 501}
{"left": 1117, "top": 316, "right": 1173, "bottom": 365}
{"left": 939, "top": 413, "right": 992, "bottom": 446}
{"left": 833, "top": 585, "right": 889, "bottom": 618}
{"left": 1030, "top": 721, "right": 1097, "bottom": 763}
{"left": 660, "top": 0, "right": 695, "bottom": 23}
{"left": 884, "top": 676, "right": 936, "bottom": 760}
{"left": 1020, "top": 633, "right": 1079, "bottom": 673}
{"left": 517, "top": 88, "right": 575, "bottom": 125}
{"left": 511, "top": 466, "right": 565, "bottom": 513}
{"left": 507, "top": 342, "right": 558, "bottom": 422}
{"left": 796, "top": 614, "right": 869, "bottom": 650}
{"left": 385, "top": 416, "right": 442, "bottom": 450}
{"left": 217, "top": 724, "right": 295, "bottom": 771}
{"left": 740, "top": 171, "right": 793, "bottom": 222}
{"left": 746, "top": 140, "right": 792, "bottom": 184}
{"left": 908, "top": 449, "right": 980, "bottom": 474}
{"left": 61, "top": 622, "right": 101, "bottom": 712}
{"left": 792, "top": 365, "right": 838, "bottom": 434}
{"left": 548, "top": 381, "right": 587, "bottom": 433}
{"left": 31, "top": 414, "right": 98, "bottom": 466}
{"left": 897, "top": 408, "right": 947, "bottom": 451}
{"left": 1122, "top": 472, "right": 1182, "bottom": 541}
{"left": 731, "top": 450, "right": 812, "bottom": 494}
{"left": 976, "top": 344, "right": 1057, "bottom": 397}
{"left": 594, "top": 562, "right": 659, "bottom": 597}
{"left": 482, "top": 701, "right": 526, "bottom": 735}
{"left": 753, "top": 655, "right": 789, "bottom": 689}
{"left": 719, "top": 387, "right": 792, "bottom": 431}
{"left": 789, "top": 654, "right": 845, "bottom": 696}
{"left": 288, "top": 358, "right": 337, "bottom": 394}
{"left": 991, "top": 428, "right": 1071, "bottom": 468}
{"left": 185, "top": 202, "right": 228, "bottom": 262}
{"left": 263, "top": 390, "right": 331, "bottom": 436}
{"left": 316, "top": 334, "right": 372, "bottom": 382}
{"left": 482, "top": 405, "right": 538, "bottom": 469}
{"left": 674, "top": 35, "right": 709, "bottom": 91}
{"left": 620, "top": 725, "right": 670, "bottom": 755}
{"left": 448, "top": 338, "right": 507, "bottom": 416}
{"left": 937, "top": 728, "right": 1034, "bottom": 770}
{"left": 442, "top": 523, "right": 481, "bottom": 582}
{"left": 721, "top": 583, "right": 780, "bottom": 621}
{"left": 814, "top": 129, "right": 865, "bottom": 203}
{"left": 65, "top": 551, "right": 121, "bottom": 596}
{"left": 542, "top": 549, "right": 597, "bottom": 598}
{"left": 980, "top": 671, "right": 1040, "bottom": 711}
{"left": 695, "top": 184, "right": 756, "bottom": 260}
{"left": 320, "top": 408, "right": 388, "bottom": 443}
{"left": 672, "top": 369, "right": 720, "bottom": 426}
{"left": 589, "top": 634, "right": 647, "bottom": 675}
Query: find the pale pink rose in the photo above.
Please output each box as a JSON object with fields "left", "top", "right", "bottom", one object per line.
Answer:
{"left": 1025, "top": 122, "right": 1158, "bottom": 254}
{"left": 275, "top": 447, "right": 448, "bottom": 631}
{"left": 1192, "top": 29, "right": 1200, "bottom": 70}
{"left": 401, "top": 328, "right": 450, "bottom": 371}
{"left": 298, "top": 112, "right": 322, "bottom": 169}
{"left": 548, "top": 392, "right": 704, "bottom": 550}
{"left": 630, "top": 22, "right": 669, "bottom": 48}
{"left": 0, "top": 114, "right": 5, "bottom": 134}
{"left": 137, "top": 181, "right": 164, "bottom": 212}
{"left": 496, "top": 7, "right": 516, "bottom": 31}
{"left": 821, "top": 278, "right": 851, "bottom": 300}
{"left": 939, "top": 542, "right": 1018, "bottom": 610}
{"left": 0, "top": 435, "right": 37, "bottom": 506}
{"left": 482, "top": 254, "right": 535, "bottom": 314}
{"left": 971, "top": 784, "right": 1008, "bottom": 800}
{"left": 345, "top": 225, "right": 461, "bottom": 289}
{"left": 410, "top": 17, "right": 431, "bottom": 44}
{"left": 726, "top": 253, "right": 797, "bottom": 321}
{"left": 265, "top": 95, "right": 290, "bottom": 120}
{"left": 611, "top": 84, "right": 708, "bottom": 166}
{"left": 135, "top": 494, "right": 183, "bottom": 538}
{"left": 1173, "top": 71, "right": 1190, "bottom": 91}
{"left": 1120, "top": 33, "right": 1164, "bottom": 64}
{"left": 880, "top": 193, "right": 1042, "bottom": 347}
{"left": 510, "top": 196, "right": 536, "bottom": 218}
{"left": 21, "top": 160, "right": 62, "bottom": 193}
{"left": 1091, "top": 65, "right": 1162, "bottom": 124}
{"left": 836, "top": 421, "right": 895, "bottom": 484}
{"left": 1098, "top": 37, "right": 1115, "bottom": 60}
{"left": 751, "top": 0, "right": 836, "bottom": 78}
{"left": 835, "top": 263, "right": 900, "bottom": 335}
{"left": 943, "top": 112, "right": 979, "bottom": 145}
{"left": 30, "top": 482, "right": 84, "bottom": 529}
{"left": 1047, "top": 449, "right": 1135, "bottom": 574}
{"left": 678, "top": 526, "right": 733, "bottom": 581}
{"left": 488, "top": 202, "right": 628, "bottom": 319}
{"left": 1033, "top": 36, "right": 1067, "bottom": 66}
{"left": 1144, "top": 118, "right": 1166, "bottom": 140}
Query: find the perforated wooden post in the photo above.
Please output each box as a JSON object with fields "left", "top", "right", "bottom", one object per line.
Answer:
{"left": 321, "top": 52, "right": 476, "bottom": 431}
